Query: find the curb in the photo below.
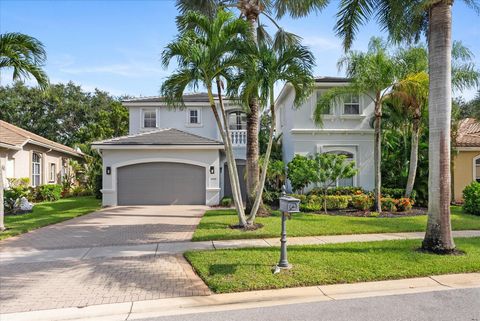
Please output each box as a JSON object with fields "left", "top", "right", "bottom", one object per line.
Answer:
{"left": 2, "top": 273, "right": 479, "bottom": 321}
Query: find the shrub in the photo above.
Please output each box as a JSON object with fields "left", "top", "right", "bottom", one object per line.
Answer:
{"left": 36, "top": 184, "right": 62, "bottom": 202}
{"left": 3, "top": 186, "right": 30, "bottom": 213}
{"left": 71, "top": 186, "right": 92, "bottom": 197}
{"left": 351, "top": 195, "right": 373, "bottom": 211}
{"left": 463, "top": 182, "right": 480, "bottom": 216}
{"left": 309, "top": 186, "right": 365, "bottom": 196}
{"left": 381, "top": 197, "right": 397, "bottom": 212}
{"left": 262, "top": 190, "right": 280, "bottom": 206}
{"left": 93, "top": 172, "right": 103, "bottom": 199}
{"left": 220, "top": 197, "right": 233, "bottom": 207}
{"left": 7, "top": 177, "right": 30, "bottom": 188}
{"left": 396, "top": 198, "right": 413, "bottom": 212}
{"left": 300, "top": 195, "right": 350, "bottom": 212}
{"left": 381, "top": 187, "right": 417, "bottom": 202}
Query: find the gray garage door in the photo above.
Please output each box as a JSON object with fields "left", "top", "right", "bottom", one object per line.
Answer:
{"left": 117, "top": 162, "right": 206, "bottom": 205}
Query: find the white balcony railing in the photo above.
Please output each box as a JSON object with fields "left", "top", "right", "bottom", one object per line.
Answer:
{"left": 230, "top": 130, "right": 247, "bottom": 146}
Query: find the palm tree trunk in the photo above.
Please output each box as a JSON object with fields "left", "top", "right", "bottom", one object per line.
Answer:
{"left": 247, "top": 92, "right": 275, "bottom": 223}
{"left": 244, "top": 9, "right": 264, "bottom": 214}
{"left": 405, "top": 116, "right": 420, "bottom": 197}
{"left": 207, "top": 85, "right": 247, "bottom": 226}
{"left": 0, "top": 157, "right": 5, "bottom": 231}
{"left": 373, "top": 99, "right": 382, "bottom": 213}
{"left": 422, "top": 1, "right": 455, "bottom": 253}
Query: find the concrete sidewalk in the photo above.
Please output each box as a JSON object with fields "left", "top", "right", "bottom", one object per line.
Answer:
{"left": 2, "top": 230, "right": 480, "bottom": 265}
{"left": 2, "top": 273, "right": 479, "bottom": 321}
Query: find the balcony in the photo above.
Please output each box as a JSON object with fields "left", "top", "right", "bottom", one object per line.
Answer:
{"left": 230, "top": 130, "right": 247, "bottom": 146}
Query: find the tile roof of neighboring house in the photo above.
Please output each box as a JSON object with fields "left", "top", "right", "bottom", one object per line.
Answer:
{"left": 456, "top": 118, "right": 480, "bottom": 147}
{"left": 123, "top": 93, "right": 220, "bottom": 104}
{"left": 0, "top": 120, "right": 83, "bottom": 157}
{"left": 315, "top": 76, "right": 351, "bottom": 83}
{"left": 92, "top": 128, "right": 223, "bottom": 146}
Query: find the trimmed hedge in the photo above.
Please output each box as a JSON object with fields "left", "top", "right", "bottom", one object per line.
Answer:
{"left": 309, "top": 186, "right": 365, "bottom": 196}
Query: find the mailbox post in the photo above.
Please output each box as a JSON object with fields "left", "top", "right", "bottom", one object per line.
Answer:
{"left": 275, "top": 186, "right": 300, "bottom": 272}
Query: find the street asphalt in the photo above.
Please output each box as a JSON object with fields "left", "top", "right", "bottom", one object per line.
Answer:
{"left": 134, "top": 288, "right": 480, "bottom": 321}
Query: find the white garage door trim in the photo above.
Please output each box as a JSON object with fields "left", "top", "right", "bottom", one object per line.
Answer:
{"left": 110, "top": 157, "right": 210, "bottom": 206}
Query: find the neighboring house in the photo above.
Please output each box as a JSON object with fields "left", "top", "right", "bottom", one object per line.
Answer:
{"left": 453, "top": 118, "right": 480, "bottom": 202}
{"left": 0, "top": 120, "right": 83, "bottom": 188}
{"left": 276, "top": 77, "right": 375, "bottom": 192}
{"left": 93, "top": 77, "right": 375, "bottom": 207}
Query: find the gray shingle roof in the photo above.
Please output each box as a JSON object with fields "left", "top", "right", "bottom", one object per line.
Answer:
{"left": 315, "top": 76, "right": 351, "bottom": 83}
{"left": 93, "top": 128, "right": 223, "bottom": 146}
{"left": 123, "top": 93, "right": 216, "bottom": 104}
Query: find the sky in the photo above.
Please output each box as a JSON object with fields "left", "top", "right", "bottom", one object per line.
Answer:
{"left": 1, "top": 0, "right": 479, "bottom": 100}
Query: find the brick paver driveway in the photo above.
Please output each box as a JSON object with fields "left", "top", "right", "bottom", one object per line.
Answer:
{"left": 0, "top": 206, "right": 211, "bottom": 314}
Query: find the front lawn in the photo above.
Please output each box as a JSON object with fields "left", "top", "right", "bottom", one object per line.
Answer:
{"left": 185, "top": 237, "right": 480, "bottom": 293}
{"left": 192, "top": 206, "right": 480, "bottom": 241}
{"left": 1, "top": 196, "right": 101, "bottom": 240}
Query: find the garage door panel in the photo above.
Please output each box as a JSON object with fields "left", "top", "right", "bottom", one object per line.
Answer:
{"left": 117, "top": 162, "right": 206, "bottom": 205}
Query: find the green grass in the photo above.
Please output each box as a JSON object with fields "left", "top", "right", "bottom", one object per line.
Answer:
{"left": 185, "top": 237, "right": 480, "bottom": 293}
{"left": 192, "top": 206, "right": 480, "bottom": 241}
{"left": 1, "top": 196, "right": 101, "bottom": 240}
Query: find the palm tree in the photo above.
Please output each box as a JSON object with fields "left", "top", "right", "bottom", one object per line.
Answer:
{"left": 0, "top": 32, "right": 49, "bottom": 232}
{"left": 390, "top": 42, "right": 479, "bottom": 198}
{"left": 176, "top": 0, "right": 329, "bottom": 212}
{"left": 161, "top": 10, "right": 251, "bottom": 226}
{"left": 315, "top": 37, "right": 398, "bottom": 213}
{"left": 230, "top": 42, "right": 315, "bottom": 222}
{"left": 332, "top": 0, "right": 480, "bottom": 253}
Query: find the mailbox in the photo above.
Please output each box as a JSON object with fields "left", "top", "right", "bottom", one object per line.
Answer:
{"left": 279, "top": 195, "right": 300, "bottom": 213}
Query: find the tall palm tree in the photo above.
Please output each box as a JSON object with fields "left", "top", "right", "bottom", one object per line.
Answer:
{"left": 161, "top": 10, "right": 252, "bottom": 226}
{"left": 315, "top": 37, "right": 398, "bottom": 213}
{"left": 332, "top": 0, "right": 479, "bottom": 253}
{"left": 176, "top": 0, "right": 329, "bottom": 212}
{"left": 230, "top": 42, "right": 315, "bottom": 222}
{"left": 0, "top": 32, "right": 49, "bottom": 232}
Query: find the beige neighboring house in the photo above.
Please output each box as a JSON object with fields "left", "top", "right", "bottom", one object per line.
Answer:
{"left": 0, "top": 120, "right": 83, "bottom": 188}
{"left": 453, "top": 118, "right": 480, "bottom": 202}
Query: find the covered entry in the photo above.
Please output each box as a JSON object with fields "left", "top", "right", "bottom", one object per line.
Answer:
{"left": 117, "top": 162, "right": 206, "bottom": 205}
{"left": 223, "top": 159, "right": 247, "bottom": 200}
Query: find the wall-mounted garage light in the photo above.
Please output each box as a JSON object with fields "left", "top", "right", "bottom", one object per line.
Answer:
{"left": 209, "top": 166, "right": 215, "bottom": 174}
{"left": 106, "top": 167, "right": 111, "bottom": 175}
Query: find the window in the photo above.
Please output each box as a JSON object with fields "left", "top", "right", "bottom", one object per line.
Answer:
{"left": 32, "top": 152, "right": 41, "bottom": 187}
{"left": 476, "top": 157, "right": 480, "bottom": 183}
{"left": 49, "top": 163, "right": 56, "bottom": 182}
{"left": 327, "top": 151, "right": 355, "bottom": 187}
{"left": 228, "top": 111, "right": 247, "bottom": 130}
{"left": 143, "top": 109, "right": 157, "bottom": 128}
{"left": 343, "top": 94, "right": 360, "bottom": 115}
{"left": 61, "top": 158, "right": 69, "bottom": 182}
{"left": 316, "top": 91, "right": 331, "bottom": 114}
{"left": 187, "top": 108, "right": 201, "bottom": 125}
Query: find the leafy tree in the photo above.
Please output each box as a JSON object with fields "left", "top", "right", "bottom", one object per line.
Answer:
{"left": 176, "top": 0, "right": 329, "bottom": 213}
{"left": 311, "top": 153, "right": 358, "bottom": 213}
{"left": 458, "top": 90, "right": 480, "bottom": 120}
{"left": 287, "top": 155, "right": 316, "bottom": 194}
{"left": 161, "top": 10, "right": 252, "bottom": 226}
{"left": 331, "top": 0, "right": 480, "bottom": 253}
{"left": 0, "top": 32, "right": 49, "bottom": 232}
{"left": 315, "top": 37, "right": 398, "bottom": 213}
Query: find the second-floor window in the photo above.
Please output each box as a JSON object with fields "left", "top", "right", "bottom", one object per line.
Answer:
{"left": 143, "top": 109, "right": 157, "bottom": 128}
{"left": 187, "top": 108, "right": 201, "bottom": 125}
{"left": 343, "top": 94, "right": 360, "bottom": 115}
{"left": 228, "top": 111, "right": 247, "bottom": 130}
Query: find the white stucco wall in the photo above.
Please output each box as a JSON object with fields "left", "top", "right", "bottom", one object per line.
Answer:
{"left": 276, "top": 83, "right": 375, "bottom": 192}
{"left": 100, "top": 148, "right": 222, "bottom": 206}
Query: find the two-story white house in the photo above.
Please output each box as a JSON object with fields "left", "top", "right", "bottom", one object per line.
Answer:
{"left": 276, "top": 77, "right": 375, "bottom": 191}
{"left": 93, "top": 77, "right": 374, "bottom": 207}
{"left": 92, "top": 93, "right": 248, "bottom": 206}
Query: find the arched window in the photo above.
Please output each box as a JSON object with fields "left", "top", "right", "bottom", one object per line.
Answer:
{"left": 327, "top": 151, "right": 355, "bottom": 187}
{"left": 32, "top": 152, "right": 41, "bottom": 187}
